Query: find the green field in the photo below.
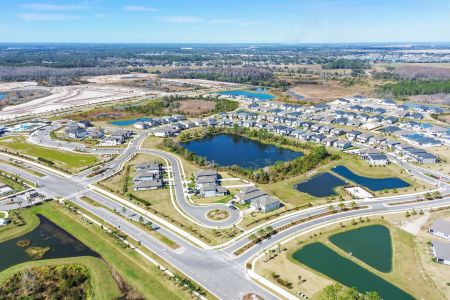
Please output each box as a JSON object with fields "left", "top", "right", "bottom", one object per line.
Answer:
{"left": 0, "top": 202, "right": 199, "bottom": 299}
{"left": 0, "top": 136, "right": 98, "bottom": 172}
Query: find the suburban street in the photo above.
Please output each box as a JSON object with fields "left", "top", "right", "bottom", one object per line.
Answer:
{"left": 1, "top": 127, "right": 450, "bottom": 300}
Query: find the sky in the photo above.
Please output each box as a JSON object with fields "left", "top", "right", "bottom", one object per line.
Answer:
{"left": 1, "top": 0, "right": 450, "bottom": 43}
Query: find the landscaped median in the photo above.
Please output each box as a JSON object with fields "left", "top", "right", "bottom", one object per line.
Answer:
{"left": 234, "top": 204, "right": 366, "bottom": 256}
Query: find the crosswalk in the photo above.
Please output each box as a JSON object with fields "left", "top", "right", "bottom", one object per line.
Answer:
{"left": 206, "top": 249, "right": 246, "bottom": 273}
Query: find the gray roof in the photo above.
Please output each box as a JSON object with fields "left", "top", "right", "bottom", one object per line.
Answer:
{"left": 251, "top": 195, "right": 280, "bottom": 207}
{"left": 196, "top": 176, "right": 217, "bottom": 184}
{"left": 430, "top": 219, "right": 450, "bottom": 236}
{"left": 201, "top": 183, "right": 217, "bottom": 192}
{"left": 135, "top": 180, "right": 162, "bottom": 189}
{"left": 195, "top": 169, "right": 218, "bottom": 178}
{"left": 432, "top": 240, "right": 450, "bottom": 261}
{"left": 136, "top": 162, "right": 161, "bottom": 170}
{"left": 236, "top": 186, "right": 267, "bottom": 202}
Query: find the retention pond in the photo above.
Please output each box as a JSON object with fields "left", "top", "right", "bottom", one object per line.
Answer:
{"left": 332, "top": 165, "right": 410, "bottom": 191}
{"left": 293, "top": 242, "right": 413, "bottom": 300}
{"left": 295, "top": 172, "right": 346, "bottom": 197}
{"left": 0, "top": 214, "right": 98, "bottom": 271}
{"left": 181, "top": 133, "right": 303, "bottom": 169}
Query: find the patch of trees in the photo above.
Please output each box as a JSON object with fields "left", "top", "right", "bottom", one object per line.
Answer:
{"left": 377, "top": 79, "right": 450, "bottom": 97}
{"left": 393, "top": 65, "right": 450, "bottom": 80}
{"left": 160, "top": 67, "right": 274, "bottom": 85}
{"left": 124, "top": 99, "right": 165, "bottom": 115}
{"left": 321, "top": 59, "right": 371, "bottom": 70}
{"left": 316, "top": 283, "right": 381, "bottom": 300}
{"left": 0, "top": 66, "right": 129, "bottom": 85}
{"left": 0, "top": 264, "right": 92, "bottom": 299}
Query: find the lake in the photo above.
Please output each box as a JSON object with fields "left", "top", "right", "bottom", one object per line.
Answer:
{"left": 219, "top": 89, "right": 274, "bottom": 101}
{"left": 110, "top": 117, "right": 152, "bottom": 126}
{"left": 329, "top": 225, "right": 392, "bottom": 272}
{"left": 0, "top": 214, "right": 98, "bottom": 271}
{"left": 332, "top": 165, "right": 410, "bottom": 191}
{"left": 295, "top": 172, "right": 346, "bottom": 197}
{"left": 181, "top": 133, "right": 303, "bottom": 169}
{"left": 293, "top": 243, "right": 413, "bottom": 300}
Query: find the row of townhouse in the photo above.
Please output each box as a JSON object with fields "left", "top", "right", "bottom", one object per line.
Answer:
{"left": 133, "top": 161, "right": 163, "bottom": 191}
{"left": 134, "top": 114, "right": 185, "bottom": 130}
{"left": 194, "top": 169, "right": 228, "bottom": 198}
{"left": 99, "top": 129, "right": 133, "bottom": 146}
{"left": 393, "top": 143, "right": 438, "bottom": 164}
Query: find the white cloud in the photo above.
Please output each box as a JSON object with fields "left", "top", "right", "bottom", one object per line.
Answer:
{"left": 21, "top": 3, "right": 87, "bottom": 11}
{"left": 17, "top": 13, "right": 83, "bottom": 21}
{"left": 125, "top": 5, "right": 158, "bottom": 12}
{"left": 157, "top": 16, "right": 204, "bottom": 24}
{"left": 209, "top": 19, "right": 261, "bottom": 26}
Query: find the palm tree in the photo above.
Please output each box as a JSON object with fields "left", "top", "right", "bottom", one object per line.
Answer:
{"left": 327, "top": 205, "right": 335, "bottom": 213}
{"left": 338, "top": 202, "right": 345, "bottom": 211}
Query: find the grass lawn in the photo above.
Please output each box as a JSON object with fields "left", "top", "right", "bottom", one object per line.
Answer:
{"left": 255, "top": 217, "right": 441, "bottom": 300}
{"left": 0, "top": 257, "right": 121, "bottom": 300}
{"left": 3, "top": 202, "right": 200, "bottom": 299}
{"left": 0, "top": 210, "right": 39, "bottom": 242}
{"left": 260, "top": 153, "right": 431, "bottom": 208}
{"left": 97, "top": 153, "right": 242, "bottom": 245}
{"left": 384, "top": 208, "right": 450, "bottom": 299}
{"left": 420, "top": 145, "right": 450, "bottom": 175}
{"left": 0, "top": 136, "right": 99, "bottom": 173}
{"left": 0, "top": 172, "right": 28, "bottom": 192}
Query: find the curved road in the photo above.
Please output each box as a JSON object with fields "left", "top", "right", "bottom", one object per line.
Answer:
{"left": 6, "top": 123, "right": 450, "bottom": 299}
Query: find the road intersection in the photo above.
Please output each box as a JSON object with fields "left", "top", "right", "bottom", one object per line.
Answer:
{"left": 2, "top": 125, "right": 450, "bottom": 299}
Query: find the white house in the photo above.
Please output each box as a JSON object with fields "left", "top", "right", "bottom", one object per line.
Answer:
{"left": 251, "top": 195, "right": 280, "bottom": 213}
{"left": 431, "top": 240, "right": 450, "bottom": 265}
{"left": 429, "top": 219, "right": 450, "bottom": 240}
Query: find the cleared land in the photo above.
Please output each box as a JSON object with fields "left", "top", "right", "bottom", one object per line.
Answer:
{"left": 288, "top": 80, "right": 373, "bottom": 102}
{"left": 177, "top": 99, "right": 215, "bottom": 115}
{"left": 0, "top": 136, "right": 99, "bottom": 173}
{"left": 255, "top": 217, "right": 442, "bottom": 300}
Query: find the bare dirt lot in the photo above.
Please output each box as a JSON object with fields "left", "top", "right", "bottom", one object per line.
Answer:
{"left": 289, "top": 80, "right": 374, "bottom": 102}
{"left": 176, "top": 100, "right": 215, "bottom": 115}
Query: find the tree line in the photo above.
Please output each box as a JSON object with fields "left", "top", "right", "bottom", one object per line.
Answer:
{"left": 0, "top": 66, "right": 129, "bottom": 85}
{"left": 160, "top": 67, "right": 275, "bottom": 85}
{"left": 377, "top": 79, "right": 450, "bottom": 97}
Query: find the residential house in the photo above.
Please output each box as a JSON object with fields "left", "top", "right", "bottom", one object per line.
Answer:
{"left": 431, "top": 240, "right": 450, "bottom": 265}
{"left": 251, "top": 196, "right": 280, "bottom": 213}
{"left": 429, "top": 219, "right": 450, "bottom": 240}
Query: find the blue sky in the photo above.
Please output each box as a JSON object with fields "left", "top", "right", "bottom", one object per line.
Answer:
{"left": 1, "top": 0, "right": 450, "bottom": 43}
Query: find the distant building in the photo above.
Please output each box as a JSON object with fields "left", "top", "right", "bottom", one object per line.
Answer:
{"left": 250, "top": 195, "right": 280, "bottom": 213}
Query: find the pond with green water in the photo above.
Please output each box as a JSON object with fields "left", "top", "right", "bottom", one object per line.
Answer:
{"left": 329, "top": 224, "right": 392, "bottom": 273}
{"left": 293, "top": 242, "right": 413, "bottom": 300}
